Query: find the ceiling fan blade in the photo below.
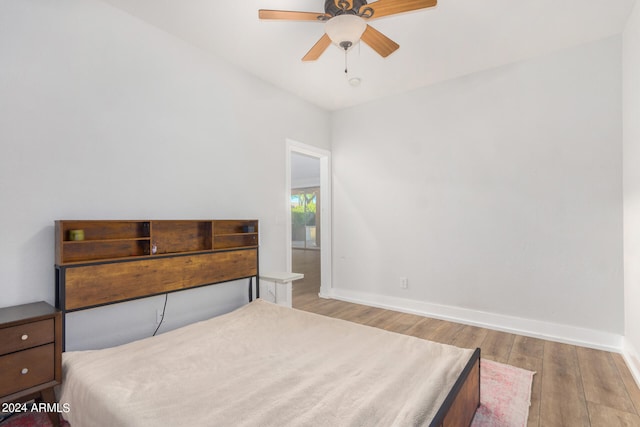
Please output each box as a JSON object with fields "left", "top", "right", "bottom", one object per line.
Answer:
{"left": 302, "top": 34, "right": 332, "bottom": 61}
{"left": 258, "top": 10, "right": 328, "bottom": 21}
{"left": 360, "top": 25, "right": 399, "bottom": 57}
{"left": 365, "top": 0, "right": 437, "bottom": 19}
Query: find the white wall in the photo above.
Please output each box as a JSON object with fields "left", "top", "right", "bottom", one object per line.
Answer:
{"left": 623, "top": 1, "right": 640, "bottom": 383}
{"left": 0, "top": 0, "right": 330, "bottom": 350}
{"left": 331, "top": 36, "right": 624, "bottom": 349}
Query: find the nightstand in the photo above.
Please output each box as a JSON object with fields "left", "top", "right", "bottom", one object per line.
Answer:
{"left": 0, "top": 302, "right": 62, "bottom": 427}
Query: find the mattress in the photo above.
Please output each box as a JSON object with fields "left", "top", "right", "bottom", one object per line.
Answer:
{"left": 58, "top": 299, "right": 473, "bottom": 427}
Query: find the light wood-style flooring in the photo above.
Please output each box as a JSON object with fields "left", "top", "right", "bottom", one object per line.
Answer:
{"left": 292, "top": 249, "right": 640, "bottom": 427}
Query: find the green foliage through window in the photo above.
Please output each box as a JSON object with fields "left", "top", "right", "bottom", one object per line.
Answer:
{"left": 291, "top": 192, "right": 316, "bottom": 227}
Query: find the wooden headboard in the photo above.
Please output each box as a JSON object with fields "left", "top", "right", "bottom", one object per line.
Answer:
{"left": 55, "top": 219, "right": 259, "bottom": 346}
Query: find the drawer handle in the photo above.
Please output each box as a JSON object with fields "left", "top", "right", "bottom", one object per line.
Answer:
{"left": 21, "top": 334, "right": 29, "bottom": 341}
{"left": 21, "top": 368, "right": 29, "bottom": 375}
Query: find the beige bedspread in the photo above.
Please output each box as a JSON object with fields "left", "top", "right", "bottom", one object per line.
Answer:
{"left": 59, "top": 299, "right": 473, "bottom": 427}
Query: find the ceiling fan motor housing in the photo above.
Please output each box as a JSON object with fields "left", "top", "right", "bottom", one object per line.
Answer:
{"left": 325, "top": 0, "right": 369, "bottom": 16}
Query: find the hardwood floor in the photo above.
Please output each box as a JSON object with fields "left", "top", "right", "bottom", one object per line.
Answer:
{"left": 292, "top": 249, "right": 640, "bottom": 427}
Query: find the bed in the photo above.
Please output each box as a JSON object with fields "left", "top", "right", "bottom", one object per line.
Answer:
{"left": 58, "top": 300, "right": 480, "bottom": 427}
{"left": 54, "top": 219, "right": 480, "bottom": 426}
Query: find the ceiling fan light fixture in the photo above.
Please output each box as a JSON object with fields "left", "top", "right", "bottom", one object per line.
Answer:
{"left": 324, "top": 14, "right": 366, "bottom": 50}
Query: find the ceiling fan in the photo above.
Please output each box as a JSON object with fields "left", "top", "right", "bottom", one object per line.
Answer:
{"left": 258, "top": 0, "right": 437, "bottom": 61}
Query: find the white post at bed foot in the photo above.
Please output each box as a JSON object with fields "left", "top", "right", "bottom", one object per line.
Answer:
{"left": 258, "top": 272, "right": 304, "bottom": 308}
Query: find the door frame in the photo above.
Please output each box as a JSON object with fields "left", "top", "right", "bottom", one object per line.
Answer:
{"left": 286, "top": 139, "right": 332, "bottom": 297}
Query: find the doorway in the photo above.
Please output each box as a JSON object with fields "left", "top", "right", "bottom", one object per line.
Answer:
{"left": 286, "top": 140, "right": 331, "bottom": 300}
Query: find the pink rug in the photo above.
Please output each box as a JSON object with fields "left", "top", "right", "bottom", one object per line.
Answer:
{"left": 472, "top": 359, "right": 535, "bottom": 427}
{"left": 0, "top": 413, "right": 68, "bottom": 427}
{"left": 2, "top": 359, "right": 534, "bottom": 427}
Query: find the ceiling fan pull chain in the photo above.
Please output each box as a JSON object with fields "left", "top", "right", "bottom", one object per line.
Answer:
{"left": 344, "top": 48, "right": 348, "bottom": 74}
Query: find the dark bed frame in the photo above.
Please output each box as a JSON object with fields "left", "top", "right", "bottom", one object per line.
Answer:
{"left": 54, "top": 219, "right": 480, "bottom": 427}
{"left": 430, "top": 347, "right": 481, "bottom": 427}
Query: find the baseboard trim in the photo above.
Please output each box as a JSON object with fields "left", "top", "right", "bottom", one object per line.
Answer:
{"left": 324, "top": 288, "right": 623, "bottom": 353}
{"left": 623, "top": 338, "right": 640, "bottom": 388}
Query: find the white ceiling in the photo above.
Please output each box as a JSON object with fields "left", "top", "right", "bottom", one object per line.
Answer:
{"left": 100, "top": 0, "right": 636, "bottom": 111}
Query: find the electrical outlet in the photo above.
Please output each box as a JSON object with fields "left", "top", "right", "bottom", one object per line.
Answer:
{"left": 156, "top": 309, "right": 164, "bottom": 324}
{"left": 400, "top": 277, "right": 408, "bottom": 289}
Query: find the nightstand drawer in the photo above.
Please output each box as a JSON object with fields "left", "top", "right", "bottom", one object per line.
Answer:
{"left": 0, "top": 344, "right": 54, "bottom": 396}
{"left": 0, "top": 319, "right": 54, "bottom": 356}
